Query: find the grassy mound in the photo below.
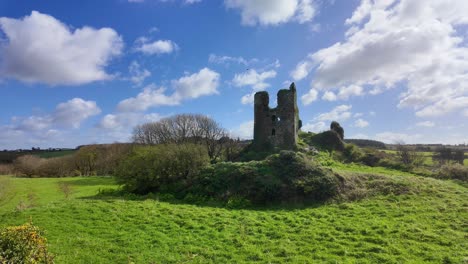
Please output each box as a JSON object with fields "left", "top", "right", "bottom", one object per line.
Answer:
{"left": 300, "top": 130, "right": 345, "bottom": 151}
{"left": 196, "top": 151, "right": 339, "bottom": 205}
{"left": 0, "top": 175, "right": 466, "bottom": 263}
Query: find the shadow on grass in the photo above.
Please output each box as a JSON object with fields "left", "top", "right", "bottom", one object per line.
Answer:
{"left": 66, "top": 177, "right": 116, "bottom": 187}
{"left": 80, "top": 188, "right": 325, "bottom": 212}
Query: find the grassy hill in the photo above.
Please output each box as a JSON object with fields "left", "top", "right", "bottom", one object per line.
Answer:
{"left": 0, "top": 172, "right": 466, "bottom": 263}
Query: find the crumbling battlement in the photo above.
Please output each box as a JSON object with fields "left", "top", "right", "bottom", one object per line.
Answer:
{"left": 253, "top": 83, "right": 302, "bottom": 150}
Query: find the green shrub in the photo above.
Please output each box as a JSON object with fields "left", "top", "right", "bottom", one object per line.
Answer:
{"left": 115, "top": 144, "right": 210, "bottom": 194}
{"left": 437, "top": 164, "right": 468, "bottom": 181}
{"left": 0, "top": 222, "right": 54, "bottom": 263}
{"left": 301, "top": 130, "right": 345, "bottom": 152}
{"left": 195, "top": 151, "right": 339, "bottom": 205}
{"left": 342, "top": 144, "right": 364, "bottom": 163}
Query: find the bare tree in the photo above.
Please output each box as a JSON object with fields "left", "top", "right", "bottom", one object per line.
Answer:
{"left": 395, "top": 142, "right": 424, "bottom": 167}
{"left": 132, "top": 114, "right": 230, "bottom": 162}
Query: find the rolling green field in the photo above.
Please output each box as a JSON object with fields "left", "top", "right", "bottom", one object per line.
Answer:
{"left": 35, "top": 150, "right": 76, "bottom": 159}
{"left": 381, "top": 149, "right": 468, "bottom": 166}
{"left": 0, "top": 173, "right": 467, "bottom": 263}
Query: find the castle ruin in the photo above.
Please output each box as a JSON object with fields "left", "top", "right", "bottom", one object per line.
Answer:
{"left": 253, "top": 83, "right": 302, "bottom": 150}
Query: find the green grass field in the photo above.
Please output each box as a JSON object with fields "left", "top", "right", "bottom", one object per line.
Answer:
{"left": 0, "top": 174, "right": 467, "bottom": 263}
{"left": 381, "top": 149, "right": 467, "bottom": 166}
{"left": 35, "top": 150, "right": 76, "bottom": 159}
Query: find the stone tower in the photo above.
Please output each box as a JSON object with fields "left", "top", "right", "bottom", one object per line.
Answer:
{"left": 253, "top": 82, "right": 302, "bottom": 150}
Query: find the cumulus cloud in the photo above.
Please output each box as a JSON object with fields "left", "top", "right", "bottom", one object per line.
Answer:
{"left": 98, "top": 112, "right": 162, "bottom": 130}
{"left": 322, "top": 91, "right": 337, "bottom": 102}
{"left": 354, "top": 118, "right": 369, "bottom": 128}
{"left": 117, "top": 85, "right": 179, "bottom": 112}
{"left": 172, "top": 68, "right": 220, "bottom": 99}
{"left": 0, "top": 11, "right": 123, "bottom": 85}
{"left": 208, "top": 54, "right": 258, "bottom": 66}
{"left": 14, "top": 98, "right": 101, "bottom": 131}
{"left": 118, "top": 68, "right": 220, "bottom": 112}
{"left": 225, "top": 0, "right": 316, "bottom": 26}
{"left": 295, "top": 0, "right": 468, "bottom": 116}
{"left": 135, "top": 39, "right": 178, "bottom": 55}
{"left": 128, "top": 61, "right": 151, "bottom": 86}
{"left": 232, "top": 69, "right": 277, "bottom": 90}
{"left": 375, "top": 132, "right": 422, "bottom": 144}
{"left": 416, "top": 121, "right": 435, "bottom": 127}
{"left": 290, "top": 60, "right": 314, "bottom": 81}
{"left": 315, "top": 105, "right": 352, "bottom": 122}
{"left": 233, "top": 69, "right": 277, "bottom": 105}
{"left": 301, "top": 121, "right": 326, "bottom": 133}
{"left": 53, "top": 98, "right": 101, "bottom": 128}
{"left": 241, "top": 92, "right": 256, "bottom": 105}
{"left": 301, "top": 89, "right": 318, "bottom": 105}
{"left": 230, "top": 120, "right": 254, "bottom": 139}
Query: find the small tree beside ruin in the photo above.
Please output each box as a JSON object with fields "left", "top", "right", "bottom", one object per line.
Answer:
{"left": 132, "top": 114, "right": 230, "bottom": 162}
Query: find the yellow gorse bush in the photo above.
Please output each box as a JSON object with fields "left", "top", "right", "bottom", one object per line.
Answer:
{"left": 0, "top": 222, "right": 54, "bottom": 263}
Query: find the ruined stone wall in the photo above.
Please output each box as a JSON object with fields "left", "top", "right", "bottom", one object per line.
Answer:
{"left": 253, "top": 83, "right": 301, "bottom": 150}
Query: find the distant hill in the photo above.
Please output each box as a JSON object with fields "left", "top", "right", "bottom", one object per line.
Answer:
{"left": 344, "top": 139, "right": 386, "bottom": 149}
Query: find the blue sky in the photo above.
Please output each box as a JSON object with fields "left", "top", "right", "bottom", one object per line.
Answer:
{"left": 0, "top": 0, "right": 467, "bottom": 149}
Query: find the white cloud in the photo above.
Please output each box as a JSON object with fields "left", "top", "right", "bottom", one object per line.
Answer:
{"left": 354, "top": 118, "right": 369, "bottom": 128}
{"left": 337, "top": 85, "right": 363, "bottom": 100}
{"left": 322, "top": 91, "right": 337, "bottom": 101}
{"left": 301, "top": 89, "right": 318, "bottom": 105}
{"left": 118, "top": 68, "right": 220, "bottom": 112}
{"left": 415, "top": 97, "right": 468, "bottom": 117}
{"left": 128, "top": 61, "right": 151, "bottom": 86}
{"left": 290, "top": 60, "right": 314, "bottom": 81}
{"left": 135, "top": 39, "right": 178, "bottom": 55}
{"left": 321, "top": 86, "right": 363, "bottom": 101}
{"left": 230, "top": 120, "right": 254, "bottom": 139}
{"left": 315, "top": 104, "right": 352, "bottom": 122}
{"left": 232, "top": 69, "right": 277, "bottom": 90}
{"left": 225, "top": 0, "right": 316, "bottom": 26}
{"left": 295, "top": 0, "right": 468, "bottom": 117}
{"left": 301, "top": 121, "right": 326, "bottom": 133}
{"left": 241, "top": 92, "right": 256, "bottom": 105}
{"left": 375, "top": 132, "right": 422, "bottom": 144}
{"left": 0, "top": 11, "right": 123, "bottom": 85}
{"left": 53, "top": 98, "right": 101, "bottom": 128}
{"left": 209, "top": 54, "right": 257, "bottom": 65}
{"left": 117, "top": 84, "right": 178, "bottom": 112}
{"left": 349, "top": 133, "right": 369, "bottom": 139}
{"left": 128, "top": 0, "right": 201, "bottom": 4}
{"left": 98, "top": 112, "right": 162, "bottom": 130}
{"left": 416, "top": 121, "right": 435, "bottom": 127}
{"left": 15, "top": 98, "right": 101, "bottom": 131}
{"left": 172, "top": 68, "right": 220, "bottom": 99}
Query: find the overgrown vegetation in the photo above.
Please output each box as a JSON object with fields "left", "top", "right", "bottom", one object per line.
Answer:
{"left": 195, "top": 151, "right": 339, "bottom": 204}
{"left": 437, "top": 163, "right": 468, "bottom": 181}
{"left": 115, "top": 144, "right": 210, "bottom": 194}
{"left": 0, "top": 176, "right": 466, "bottom": 263}
{"left": 11, "top": 144, "right": 133, "bottom": 177}
{"left": 0, "top": 222, "right": 54, "bottom": 263}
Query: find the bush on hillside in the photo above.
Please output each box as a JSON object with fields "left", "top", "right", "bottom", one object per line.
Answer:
{"left": 14, "top": 155, "right": 44, "bottom": 177}
{"left": 0, "top": 164, "right": 14, "bottom": 175}
{"left": 115, "top": 144, "right": 210, "bottom": 194}
{"left": 437, "top": 164, "right": 468, "bottom": 181}
{"left": 10, "top": 144, "right": 133, "bottom": 177}
{"left": 302, "top": 130, "right": 345, "bottom": 152}
{"left": 0, "top": 222, "right": 54, "bottom": 263}
{"left": 194, "top": 151, "right": 339, "bottom": 204}
{"left": 342, "top": 144, "right": 364, "bottom": 163}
